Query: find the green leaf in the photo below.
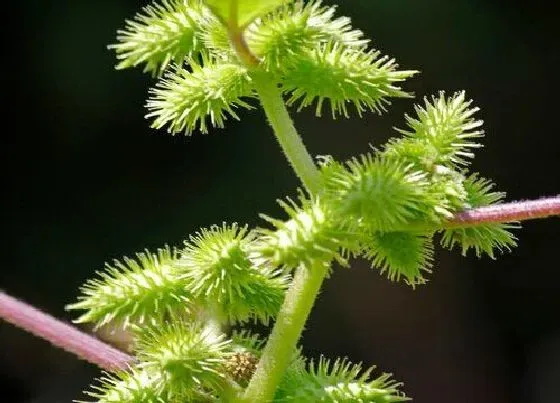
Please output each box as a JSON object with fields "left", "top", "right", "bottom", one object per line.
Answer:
{"left": 204, "top": 0, "right": 289, "bottom": 28}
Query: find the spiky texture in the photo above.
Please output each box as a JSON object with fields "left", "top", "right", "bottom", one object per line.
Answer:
{"left": 134, "top": 322, "right": 231, "bottom": 400}
{"left": 254, "top": 196, "right": 354, "bottom": 269}
{"left": 281, "top": 42, "right": 416, "bottom": 118}
{"left": 276, "top": 356, "right": 408, "bottom": 402}
{"left": 146, "top": 58, "right": 254, "bottom": 135}
{"left": 363, "top": 232, "right": 434, "bottom": 286}
{"left": 321, "top": 154, "right": 445, "bottom": 231}
{"left": 79, "top": 369, "right": 166, "bottom": 403}
{"left": 198, "top": 14, "right": 232, "bottom": 56}
{"left": 385, "top": 91, "right": 484, "bottom": 170}
{"left": 81, "top": 3, "right": 527, "bottom": 402}
{"left": 113, "top": 0, "right": 417, "bottom": 135}
{"left": 440, "top": 175, "right": 518, "bottom": 258}
{"left": 461, "top": 173, "right": 506, "bottom": 208}
{"left": 246, "top": 0, "right": 368, "bottom": 71}
{"left": 67, "top": 247, "right": 191, "bottom": 329}
{"left": 225, "top": 331, "right": 269, "bottom": 386}
{"left": 178, "top": 223, "right": 289, "bottom": 324}
{"left": 204, "top": 0, "right": 290, "bottom": 28}
{"left": 425, "top": 165, "right": 470, "bottom": 218}
{"left": 109, "top": 0, "right": 212, "bottom": 76}
{"left": 230, "top": 330, "right": 267, "bottom": 356}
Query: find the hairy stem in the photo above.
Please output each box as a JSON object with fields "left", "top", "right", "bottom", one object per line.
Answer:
{"left": 239, "top": 263, "right": 328, "bottom": 403}
{"left": 0, "top": 291, "right": 132, "bottom": 371}
{"left": 444, "top": 195, "right": 560, "bottom": 228}
{"left": 239, "top": 72, "right": 326, "bottom": 402}
{"left": 250, "top": 72, "right": 322, "bottom": 194}
{"left": 229, "top": 26, "right": 259, "bottom": 67}
{"left": 0, "top": 198, "right": 556, "bottom": 376}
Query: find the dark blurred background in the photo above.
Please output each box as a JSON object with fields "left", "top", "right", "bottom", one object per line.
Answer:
{"left": 2, "top": 0, "right": 559, "bottom": 402}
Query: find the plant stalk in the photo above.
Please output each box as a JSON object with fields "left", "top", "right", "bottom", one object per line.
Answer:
{"left": 444, "top": 195, "right": 560, "bottom": 228}
{"left": 250, "top": 72, "right": 322, "bottom": 194}
{"left": 0, "top": 198, "right": 557, "bottom": 376}
{"left": 238, "top": 73, "right": 326, "bottom": 402}
{"left": 0, "top": 291, "right": 132, "bottom": 371}
{"left": 240, "top": 262, "right": 328, "bottom": 402}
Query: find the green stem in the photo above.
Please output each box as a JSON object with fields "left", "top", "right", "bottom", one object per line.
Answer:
{"left": 240, "top": 263, "right": 328, "bottom": 403}
{"left": 221, "top": 379, "right": 244, "bottom": 402}
{"left": 237, "top": 73, "right": 327, "bottom": 402}
{"left": 250, "top": 72, "right": 322, "bottom": 194}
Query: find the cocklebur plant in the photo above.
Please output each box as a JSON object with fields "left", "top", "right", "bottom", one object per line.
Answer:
{"left": 0, "top": 0, "right": 559, "bottom": 402}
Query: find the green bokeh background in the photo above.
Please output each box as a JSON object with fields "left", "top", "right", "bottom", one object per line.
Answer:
{"left": 2, "top": 1, "right": 559, "bottom": 402}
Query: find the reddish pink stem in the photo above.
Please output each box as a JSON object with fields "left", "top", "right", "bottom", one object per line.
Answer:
{"left": 0, "top": 196, "right": 558, "bottom": 371}
{"left": 0, "top": 291, "right": 132, "bottom": 371}
{"left": 446, "top": 195, "right": 560, "bottom": 227}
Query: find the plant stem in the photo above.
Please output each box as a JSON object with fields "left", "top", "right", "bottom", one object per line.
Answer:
{"left": 239, "top": 263, "right": 328, "bottom": 403}
{"left": 250, "top": 72, "right": 322, "bottom": 194}
{"left": 444, "top": 195, "right": 560, "bottom": 228}
{"left": 228, "top": 25, "right": 259, "bottom": 67}
{"left": 0, "top": 291, "right": 132, "bottom": 371}
{"left": 238, "top": 73, "right": 326, "bottom": 402}
{"left": 0, "top": 199, "right": 556, "bottom": 378}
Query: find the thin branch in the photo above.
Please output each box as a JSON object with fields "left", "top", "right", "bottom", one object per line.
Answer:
{"left": 228, "top": 27, "right": 260, "bottom": 67}
{"left": 0, "top": 291, "right": 132, "bottom": 371}
{"left": 444, "top": 195, "right": 560, "bottom": 228}
{"left": 0, "top": 197, "right": 558, "bottom": 373}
